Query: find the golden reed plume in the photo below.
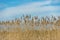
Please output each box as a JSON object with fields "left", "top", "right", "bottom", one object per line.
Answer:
{"left": 0, "top": 15, "right": 60, "bottom": 40}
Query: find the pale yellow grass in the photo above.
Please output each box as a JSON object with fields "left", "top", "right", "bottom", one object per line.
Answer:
{"left": 0, "top": 28, "right": 60, "bottom": 40}
{"left": 0, "top": 16, "right": 60, "bottom": 40}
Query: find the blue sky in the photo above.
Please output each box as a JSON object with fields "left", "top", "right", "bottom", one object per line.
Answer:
{"left": 0, "top": 0, "right": 60, "bottom": 21}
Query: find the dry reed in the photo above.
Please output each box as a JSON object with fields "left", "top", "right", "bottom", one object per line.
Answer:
{"left": 0, "top": 15, "right": 60, "bottom": 40}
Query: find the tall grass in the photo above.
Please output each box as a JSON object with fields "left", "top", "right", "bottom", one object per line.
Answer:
{"left": 0, "top": 15, "right": 60, "bottom": 40}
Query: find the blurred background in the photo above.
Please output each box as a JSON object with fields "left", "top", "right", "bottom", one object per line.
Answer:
{"left": 0, "top": 0, "right": 60, "bottom": 21}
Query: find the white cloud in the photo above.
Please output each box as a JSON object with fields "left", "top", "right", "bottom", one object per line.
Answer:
{"left": 0, "top": 1, "right": 60, "bottom": 21}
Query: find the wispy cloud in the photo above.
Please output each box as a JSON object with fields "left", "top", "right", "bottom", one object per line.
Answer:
{"left": 51, "top": 0, "right": 60, "bottom": 4}
{"left": 0, "top": 1, "right": 60, "bottom": 21}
